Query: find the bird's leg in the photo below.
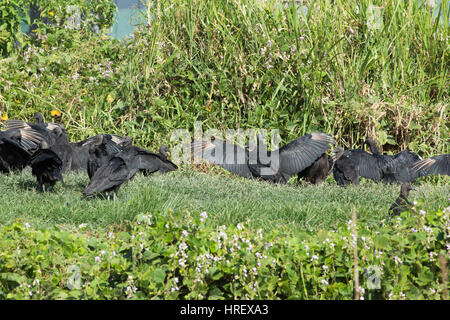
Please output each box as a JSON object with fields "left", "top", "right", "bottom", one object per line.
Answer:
{"left": 42, "top": 184, "right": 46, "bottom": 193}
{"left": 113, "top": 192, "right": 116, "bottom": 202}
{"left": 106, "top": 192, "right": 110, "bottom": 201}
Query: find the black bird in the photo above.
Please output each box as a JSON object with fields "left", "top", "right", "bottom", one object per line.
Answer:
{"left": 83, "top": 157, "right": 136, "bottom": 200}
{"left": 85, "top": 134, "right": 123, "bottom": 179}
{"left": 191, "top": 139, "right": 254, "bottom": 178}
{"left": 142, "top": 145, "right": 178, "bottom": 176}
{"left": 82, "top": 144, "right": 178, "bottom": 199}
{"left": 70, "top": 134, "right": 131, "bottom": 172}
{"left": 411, "top": 154, "right": 449, "bottom": 178}
{"left": 332, "top": 146, "right": 386, "bottom": 186}
{"left": 0, "top": 128, "right": 45, "bottom": 173}
{"left": 297, "top": 153, "right": 334, "bottom": 184}
{"left": 29, "top": 149, "right": 64, "bottom": 192}
{"left": 364, "top": 138, "right": 422, "bottom": 183}
{"left": 388, "top": 183, "right": 415, "bottom": 216}
{"left": 192, "top": 132, "right": 334, "bottom": 183}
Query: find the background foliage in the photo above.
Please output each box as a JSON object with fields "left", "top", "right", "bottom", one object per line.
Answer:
{"left": 0, "top": 0, "right": 448, "bottom": 155}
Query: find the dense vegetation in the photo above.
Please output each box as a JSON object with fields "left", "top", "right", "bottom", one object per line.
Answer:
{"left": 0, "top": 194, "right": 449, "bottom": 300}
{"left": 0, "top": 0, "right": 448, "bottom": 154}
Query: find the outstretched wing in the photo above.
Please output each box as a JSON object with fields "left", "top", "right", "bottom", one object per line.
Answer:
{"left": 191, "top": 139, "right": 253, "bottom": 178}
{"left": 278, "top": 132, "right": 334, "bottom": 178}
{"left": 130, "top": 147, "right": 178, "bottom": 173}
{"left": 412, "top": 154, "right": 449, "bottom": 178}
{"left": 384, "top": 150, "right": 422, "bottom": 182}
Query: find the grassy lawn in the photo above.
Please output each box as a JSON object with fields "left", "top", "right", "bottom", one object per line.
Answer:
{"left": 1, "top": 167, "right": 448, "bottom": 234}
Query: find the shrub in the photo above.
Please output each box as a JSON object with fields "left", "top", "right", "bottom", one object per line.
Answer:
{"left": 0, "top": 0, "right": 447, "bottom": 154}
{"left": 1, "top": 201, "right": 448, "bottom": 299}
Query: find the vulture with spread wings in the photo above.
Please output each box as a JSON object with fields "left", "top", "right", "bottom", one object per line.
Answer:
{"left": 191, "top": 132, "right": 334, "bottom": 183}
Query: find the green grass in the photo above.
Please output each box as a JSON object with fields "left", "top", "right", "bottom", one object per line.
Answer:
{"left": 1, "top": 167, "right": 448, "bottom": 234}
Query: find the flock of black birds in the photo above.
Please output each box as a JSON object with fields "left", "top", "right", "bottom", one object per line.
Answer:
{"left": 0, "top": 112, "right": 177, "bottom": 199}
{"left": 0, "top": 111, "right": 448, "bottom": 217}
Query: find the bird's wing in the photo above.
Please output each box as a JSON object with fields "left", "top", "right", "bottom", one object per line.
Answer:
{"left": 83, "top": 157, "right": 136, "bottom": 195}
{"left": 349, "top": 150, "right": 385, "bottom": 181}
{"left": 191, "top": 139, "right": 253, "bottom": 178}
{"left": 30, "top": 149, "right": 62, "bottom": 167}
{"left": 384, "top": 151, "right": 422, "bottom": 182}
{"left": 0, "top": 137, "right": 32, "bottom": 159}
{"left": 412, "top": 154, "right": 449, "bottom": 177}
{"left": 278, "top": 132, "right": 334, "bottom": 177}
{"left": 129, "top": 148, "right": 178, "bottom": 173}
{"left": 3, "top": 120, "right": 33, "bottom": 131}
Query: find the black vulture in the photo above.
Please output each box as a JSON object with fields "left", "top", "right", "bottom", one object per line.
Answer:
{"left": 70, "top": 134, "right": 131, "bottom": 172}
{"left": 332, "top": 138, "right": 422, "bottom": 186}
{"left": 85, "top": 134, "right": 123, "bottom": 179}
{"left": 82, "top": 144, "right": 178, "bottom": 199}
{"left": 83, "top": 157, "right": 136, "bottom": 200}
{"left": 29, "top": 149, "right": 64, "bottom": 192}
{"left": 332, "top": 146, "right": 386, "bottom": 186}
{"left": 364, "top": 138, "right": 422, "bottom": 183}
{"left": 388, "top": 183, "right": 415, "bottom": 216}
{"left": 0, "top": 128, "right": 45, "bottom": 173}
{"left": 411, "top": 154, "right": 449, "bottom": 178}
{"left": 141, "top": 145, "right": 178, "bottom": 176}
{"left": 297, "top": 153, "right": 334, "bottom": 184}
{"left": 191, "top": 132, "right": 334, "bottom": 183}
{"left": 191, "top": 139, "right": 254, "bottom": 178}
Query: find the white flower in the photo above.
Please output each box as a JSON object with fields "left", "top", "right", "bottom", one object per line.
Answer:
{"left": 237, "top": 223, "right": 244, "bottom": 231}
{"left": 25, "top": 222, "right": 30, "bottom": 229}
{"left": 321, "top": 279, "right": 329, "bottom": 286}
{"left": 200, "top": 212, "right": 208, "bottom": 221}
{"left": 94, "top": 256, "right": 100, "bottom": 262}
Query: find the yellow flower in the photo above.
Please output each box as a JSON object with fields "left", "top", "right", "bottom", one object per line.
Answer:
{"left": 49, "top": 10, "right": 54, "bottom": 16}
{"left": 50, "top": 110, "right": 61, "bottom": 117}
{"left": 205, "top": 105, "right": 211, "bottom": 112}
{"left": 106, "top": 93, "right": 114, "bottom": 104}
{"left": 1, "top": 113, "right": 8, "bottom": 121}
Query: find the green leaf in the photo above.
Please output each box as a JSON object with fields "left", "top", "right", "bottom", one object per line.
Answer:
{"left": 153, "top": 269, "right": 166, "bottom": 284}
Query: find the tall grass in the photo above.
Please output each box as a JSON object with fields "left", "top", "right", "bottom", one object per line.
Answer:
{"left": 0, "top": 0, "right": 448, "bottom": 155}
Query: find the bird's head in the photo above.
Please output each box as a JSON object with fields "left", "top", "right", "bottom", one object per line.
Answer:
{"left": 159, "top": 145, "right": 170, "bottom": 157}
{"left": 31, "top": 113, "right": 44, "bottom": 123}
{"left": 401, "top": 182, "right": 416, "bottom": 196}
{"left": 332, "top": 146, "right": 345, "bottom": 160}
